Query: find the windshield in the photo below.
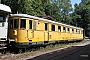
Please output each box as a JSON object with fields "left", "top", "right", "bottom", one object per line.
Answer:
{"left": 20, "top": 19, "right": 26, "bottom": 29}
{"left": 0, "top": 15, "right": 5, "bottom": 27}
{"left": 9, "top": 19, "right": 19, "bottom": 29}
{"left": 14, "top": 19, "right": 18, "bottom": 28}
{"left": 0, "top": 15, "right": 5, "bottom": 22}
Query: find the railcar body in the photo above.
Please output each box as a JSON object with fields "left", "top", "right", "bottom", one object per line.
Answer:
{"left": 8, "top": 14, "right": 84, "bottom": 48}
{"left": 0, "top": 4, "right": 11, "bottom": 49}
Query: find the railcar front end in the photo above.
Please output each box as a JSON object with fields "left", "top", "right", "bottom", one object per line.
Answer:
{"left": 0, "top": 4, "right": 11, "bottom": 49}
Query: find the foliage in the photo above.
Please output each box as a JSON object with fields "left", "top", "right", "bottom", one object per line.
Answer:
{"left": 1, "top": 0, "right": 73, "bottom": 24}
{"left": 71, "top": 0, "right": 90, "bottom": 36}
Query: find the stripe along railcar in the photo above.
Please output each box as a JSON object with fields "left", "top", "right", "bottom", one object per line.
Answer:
{"left": 8, "top": 14, "right": 84, "bottom": 48}
{"left": 0, "top": 4, "right": 11, "bottom": 49}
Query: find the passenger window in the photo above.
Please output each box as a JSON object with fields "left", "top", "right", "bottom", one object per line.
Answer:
{"left": 76, "top": 29, "right": 80, "bottom": 34}
{"left": 52, "top": 25, "right": 55, "bottom": 31}
{"left": 45, "top": 23, "right": 48, "bottom": 31}
{"left": 14, "top": 19, "right": 18, "bottom": 28}
{"left": 63, "top": 27, "right": 66, "bottom": 32}
{"left": 67, "top": 28, "right": 70, "bottom": 32}
{"left": 33, "top": 21, "right": 36, "bottom": 30}
{"left": 10, "top": 20, "right": 13, "bottom": 29}
{"left": 20, "top": 19, "right": 26, "bottom": 29}
{"left": 29, "top": 20, "right": 32, "bottom": 29}
{"left": 58, "top": 26, "right": 61, "bottom": 32}
{"left": 72, "top": 29, "right": 74, "bottom": 33}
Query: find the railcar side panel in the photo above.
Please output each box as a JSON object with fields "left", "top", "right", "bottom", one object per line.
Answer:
{"left": 8, "top": 14, "right": 84, "bottom": 48}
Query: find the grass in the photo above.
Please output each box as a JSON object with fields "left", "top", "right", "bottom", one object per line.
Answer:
{"left": 0, "top": 40, "right": 87, "bottom": 59}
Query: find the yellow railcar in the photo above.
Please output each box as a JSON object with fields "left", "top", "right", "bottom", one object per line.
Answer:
{"left": 8, "top": 14, "right": 84, "bottom": 48}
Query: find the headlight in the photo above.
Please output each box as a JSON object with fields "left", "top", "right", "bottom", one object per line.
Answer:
{"left": 13, "top": 30, "right": 17, "bottom": 35}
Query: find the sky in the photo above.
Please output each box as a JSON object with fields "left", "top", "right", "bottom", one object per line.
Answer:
{"left": 71, "top": 0, "right": 81, "bottom": 8}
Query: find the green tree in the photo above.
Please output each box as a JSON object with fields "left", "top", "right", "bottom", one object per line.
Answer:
{"left": 30, "top": 0, "right": 45, "bottom": 16}
{"left": 2, "top": 0, "right": 73, "bottom": 24}
{"left": 2, "top": 0, "right": 33, "bottom": 14}
{"left": 59, "top": 0, "right": 72, "bottom": 23}
{"left": 72, "top": 0, "right": 90, "bottom": 36}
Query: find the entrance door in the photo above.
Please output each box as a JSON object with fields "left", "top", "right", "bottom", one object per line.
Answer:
{"left": 19, "top": 19, "right": 27, "bottom": 42}
{"left": 44, "top": 23, "right": 49, "bottom": 42}
{"left": 27, "top": 20, "right": 33, "bottom": 39}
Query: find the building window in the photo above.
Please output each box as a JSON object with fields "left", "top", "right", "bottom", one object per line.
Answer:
{"left": 14, "top": 19, "right": 18, "bottom": 28}
{"left": 58, "top": 26, "right": 61, "bottom": 32}
{"left": 10, "top": 20, "right": 13, "bottom": 29}
{"left": 29, "top": 20, "right": 32, "bottom": 29}
{"left": 45, "top": 23, "right": 48, "bottom": 30}
{"left": 52, "top": 25, "right": 55, "bottom": 31}
{"left": 20, "top": 19, "right": 26, "bottom": 29}
{"left": 63, "top": 27, "right": 66, "bottom": 32}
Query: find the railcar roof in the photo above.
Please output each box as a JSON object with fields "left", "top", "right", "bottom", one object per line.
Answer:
{"left": 10, "top": 14, "right": 84, "bottom": 30}
{"left": 0, "top": 4, "right": 11, "bottom": 13}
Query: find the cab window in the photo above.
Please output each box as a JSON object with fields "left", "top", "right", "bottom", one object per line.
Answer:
{"left": 0, "top": 16, "right": 5, "bottom": 27}
{"left": 14, "top": 19, "right": 18, "bottom": 28}
{"left": 20, "top": 19, "right": 26, "bottom": 29}
{"left": 0, "top": 15, "right": 5, "bottom": 22}
{"left": 10, "top": 20, "right": 13, "bottom": 29}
